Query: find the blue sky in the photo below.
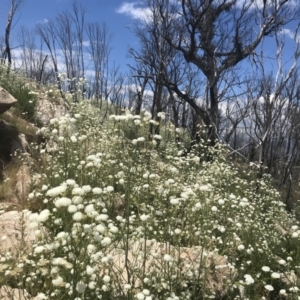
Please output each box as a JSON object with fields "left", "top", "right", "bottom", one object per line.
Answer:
{"left": 0, "top": 0, "right": 145, "bottom": 73}
{"left": 0, "top": 0, "right": 299, "bottom": 77}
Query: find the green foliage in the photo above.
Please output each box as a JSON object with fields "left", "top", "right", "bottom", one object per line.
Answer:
{"left": 0, "top": 103, "right": 300, "bottom": 299}
{"left": 0, "top": 65, "right": 37, "bottom": 122}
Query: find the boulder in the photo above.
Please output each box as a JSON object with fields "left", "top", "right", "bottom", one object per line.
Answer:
{"left": 16, "top": 165, "right": 31, "bottom": 203}
{"left": 0, "top": 87, "right": 17, "bottom": 114}
{"left": 0, "top": 286, "right": 32, "bottom": 300}
{"left": 0, "top": 211, "right": 35, "bottom": 254}
{"left": 103, "top": 239, "right": 235, "bottom": 298}
{"left": 36, "top": 96, "right": 67, "bottom": 125}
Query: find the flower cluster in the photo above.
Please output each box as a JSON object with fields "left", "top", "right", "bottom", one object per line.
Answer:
{"left": 1, "top": 101, "right": 300, "bottom": 299}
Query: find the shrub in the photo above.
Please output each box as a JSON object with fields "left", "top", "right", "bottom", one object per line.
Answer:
{"left": 0, "top": 103, "right": 299, "bottom": 299}
{"left": 0, "top": 65, "right": 37, "bottom": 122}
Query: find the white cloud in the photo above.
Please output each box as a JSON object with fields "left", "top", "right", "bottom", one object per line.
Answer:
{"left": 116, "top": 2, "right": 152, "bottom": 21}
{"left": 37, "top": 18, "right": 49, "bottom": 24}
{"left": 280, "top": 28, "right": 300, "bottom": 42}
{"left": 236, "top": 0, "right": 297, "bottom": 10}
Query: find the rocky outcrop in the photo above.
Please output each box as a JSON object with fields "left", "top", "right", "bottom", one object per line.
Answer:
{"left": 16, "top": 165, "right": 31, "bottom": 204}
{"left": 37, "top": 96, "right": 67, "bottom": 125}
{"left": 0, "top": 211, "right": 35, "bottom": 254}
{"left": 0, "top": 286, "right": 32, "bottom": 300}
{"left": 0, "top": 87, "right": 17, "bottom": 114}
{"left": 103, "top": 239, "right": 235, "bottom": 298}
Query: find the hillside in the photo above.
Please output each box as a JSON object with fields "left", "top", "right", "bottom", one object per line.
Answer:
{"left": 0, "top": 77, "right": 299, "bottom": 299}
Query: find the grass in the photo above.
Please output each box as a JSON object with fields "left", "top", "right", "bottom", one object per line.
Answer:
{"left": 0, "top": 163, "right": 19, "bottom": 203}
{"left": 0, "top": 101, "right": 299, "bottom": 299}
{"left": 0, "top": 65, "right": 38, "bottom": 123}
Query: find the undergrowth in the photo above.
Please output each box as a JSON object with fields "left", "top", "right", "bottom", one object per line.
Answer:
{"left": 0, "top": 102, "right": 299, "bottom": 299}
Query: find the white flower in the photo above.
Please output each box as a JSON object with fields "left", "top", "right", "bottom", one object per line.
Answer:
{"left": 153, "top": 134, "right": 162, "bottom": 140}
{"left": 143, "top": 289, "right": 150, "bottom": 296}
{"left": 92, "top": 187, "right": 102, "bottom": 194}
{"left": 292, "top": 232, "right": 299, "bottom": 238}
{"left": 70, "top": 136, "right": 77, "bottom": 143}
{"left": 163, "top": 254, "right": 173, "bottom": 262}
{"left": 174, "top": 228, "right": 181, "bottom": 234}
{"left": 72, "top": 196, "right": 83, "bottom": 204}
{"left": 72, "top": 187, "right": 85, "bottom": 196}
{"left": 35, "top": 293, "right": 47, "bottom": 300}
{"left": 101, "top": 237, "right": 112, "bottom": 246}
{"left": 76, "top": 281, "right": 87, "bottom": 293}
{"left": 136, "top": 292, "right": 145, "bottom": 300}
{"left": 279, "top": 289, "right": 286, "bottom": 295}
{"left": 103, "top": 275, "right": 110, "bottom": 283}
{"left": 278, "top": 259, "right": 286, "bottom": 265}
{"left": 262, "top": 266, "right": 270, "bottom": 272}
{"left": 82, "top": 185, "right": 91, "bottom": 193}
{"left": 265, "top": 284, "right": 274, "bottom": 291}
{"left": 52, "top": 276, "right": 65, "bottom": 287}
{"left": 66, "top": 179, "right": 76, "bottom": 186}
{"left": 289, "top": 286, "right": 299, "bottom": 292}
{"left": 106, "top": 186, "right": 114, "bottom": 192}
{"left": 55, "top": 197, "right": 72, "bottom": 207}
{"left": 88, "top": 281, "right": 96, "bottom": 289}
{"left": 85, "top": 204, "right": 95, "bottom": 214}
{"left": 46, "top": 185, "right": 67, "bottom": 197}
{"left": 124, "top": 284, "right": 131, "bottom": 290}
{"left": 102, "top": 285, "right": 108, "bottom": 291}
{"left": 95, "top": 224, "right": 106, "bottom": 233}
{"left": 86, "top": 265, "right": 95, "bottom": 276}
{"left": 237, "top": 244, "right": 245, "bottom": 251}
{"left": 157, "top": 112, "right": 165, "bottom": 119}
{"left": 97, "top": 214, "right": 109, "bottom": 221}
{"left": 34, "top": 246, "right": 45, "bottom": 254}
{"left": 57, "top": 231, "right": 68, "bottom": 239}
{"left": 170, "top": 198, "right": 179, "bottom": 205}
{"left": 37, "top": 209, "right": 50, "bottom": 222}
{"left": 110, "top": 226, "right": 118, "bottom": 233}
{"left": 200, "top": 185, "right": 211, "bottom": 191}
{"left": 218, "top": 199, "right": 225, "bottom": 205}
{"left": 143, "top": 111, "right": 152, "bottom": 120}
{"left": 73, "top": 212, "right": 83, "bottom": 221}
{"left": 140, "top": 214, "right": 149, "bottom": 221}
{"left": 244, "top": 274, "right": 254, "bottom": 285}
{"left": 41, "top": 185, "right": 48, "bottom": 191}
{"left": 271, "top": 272, "right": 280, "bottom": 279}
{"left": 68, "top": 205, "right": 77, "bottom": 213}
{"left": 211, "top": 206, "right": 218, "bottom": 212}
{"left": 87, "top": 244, "right": 97, "bottom": 254}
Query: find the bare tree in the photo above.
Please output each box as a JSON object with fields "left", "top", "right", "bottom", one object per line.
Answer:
{"left": 86, "top": 22, "right": 113, "bottom": 107}
{"left": 143, "top": 0, "right": 300, "bottom": 144}
{"left": 36, "top": 20, "right": 64, "bottom": 95}
{"left": 129, "top": 0, "right": 205, "bottom": 139}
{"left": 2, "top": 0, "right": 24, "bottom": 65}
{"left": 17, "top": 26, "right": 50, "bottom": 83}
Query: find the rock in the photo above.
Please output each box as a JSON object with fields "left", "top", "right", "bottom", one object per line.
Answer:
{"left": 0, "top": 120, "right": 19, "bottom": 163}
{"left": 103, "top": 239, "right": 235, "bottom": 298}
{"left": 0, "top": 121, "right": 31, "bottom": 190}
{"left": 0, "top": 87, "right": 17, "bottom": 114}
{"left": 16, "top": 165, "right": 31, "bottom": 204}
{"left": 11, "top": 133, "right": 30, "bottom": 156}
{"left": 0, "top": 211, "right": 35, "bottom": 254}
{"left": 36, "top": 96, "right": 67, "bottom": 125}
{"left": 0, "top": 286, "right": 32, "bottom": 300}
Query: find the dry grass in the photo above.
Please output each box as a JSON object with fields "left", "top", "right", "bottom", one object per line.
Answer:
{"left": 0, "top": 111, "right": 37, "bottom": 137}
{"left": 0, "top": 162, "right": 19, "bottom": 203}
